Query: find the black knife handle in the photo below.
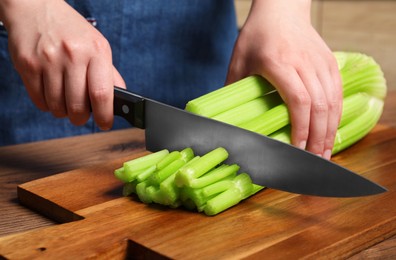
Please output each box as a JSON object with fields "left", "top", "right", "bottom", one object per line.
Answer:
{"left": 113, "top": 87, "right": 145, "bottom": 129}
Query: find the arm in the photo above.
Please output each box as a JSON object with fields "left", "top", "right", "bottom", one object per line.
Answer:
{"left": 0, "top": 0, "right": 125, "bottom": 130}
{"left": 226, "top": 0, "right": 342, "bottom": 159}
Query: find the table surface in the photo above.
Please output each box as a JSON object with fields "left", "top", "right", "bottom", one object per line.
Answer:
{"left": 1, "top": 90, "right": 395, "bottom": 258}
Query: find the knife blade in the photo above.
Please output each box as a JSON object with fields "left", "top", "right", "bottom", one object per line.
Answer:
{"left": 113, "top": 87, "right": 387, "bottom": 197}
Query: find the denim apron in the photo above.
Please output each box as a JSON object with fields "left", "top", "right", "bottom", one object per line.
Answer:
{"left": 0, "top": 0, "right": 238, "bottom": 146}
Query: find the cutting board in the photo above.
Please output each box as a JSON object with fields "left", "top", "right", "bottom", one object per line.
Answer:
{"left": 1, "top": 125, "right": 396, "bottom": 259}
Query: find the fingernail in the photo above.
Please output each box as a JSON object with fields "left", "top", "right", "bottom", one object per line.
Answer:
{"left": 323, "top": 149, "right": 332, "bottom": 160}
{"left": 298, "top": 141, "right": 307, "bottom": 150}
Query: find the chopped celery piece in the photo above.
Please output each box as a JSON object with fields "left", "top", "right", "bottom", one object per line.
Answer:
{"left": 123, "top": 149, "right": 169, "bottom": 181}
{"left": 123, "top": 181, "right": 137, "bottom": 196}
{"left": 202, "top": 178, "right": 235, "bottom": 197}
{"left": 114, "top": 167, "right": 146, "bottom": 183}
{"left": 180, "top": 147, "right": 194, "bottom": 162}
{"left": 136, "top": 181, "right": 152, "bottom": 204}
{"left": 150, "top": 159, "right": 186, "bottom": 186}
{"left": 156, "top": 151, "right": 181, "bottom": 170}
{"left": 190, "top": 164, "right": 239, "bottom": 189}
{"left": 160, "top": 174, "right": 180, "bottom": 205}
{"left": 175, "top": 147, "right": 229, "bottom": 186}
{"left": 204, "top": 187, "right": 242, "bottom": 216}
{"left": 136, "top": 165, "right": 157, "bottom": 182}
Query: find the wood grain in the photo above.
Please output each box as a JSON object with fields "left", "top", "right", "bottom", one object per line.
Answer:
{"left": 0, "top": 125, "right": 396, "bottom": 259}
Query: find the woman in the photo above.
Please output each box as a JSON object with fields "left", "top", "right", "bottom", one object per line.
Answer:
{"left": 0, "top": 0, "right": 342, "bottom": 160}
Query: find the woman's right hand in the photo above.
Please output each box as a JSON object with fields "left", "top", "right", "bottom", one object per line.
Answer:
{"left": 0, "top": 0, "right": 125, "bottom": 130}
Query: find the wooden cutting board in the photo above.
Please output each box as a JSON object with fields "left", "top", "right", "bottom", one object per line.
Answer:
{"left": 1, "top": 125, "right": 396, "bottom": 259}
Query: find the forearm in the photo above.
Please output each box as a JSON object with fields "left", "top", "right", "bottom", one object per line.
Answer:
{"left": 247, "top": 0, "right": 312, "bottom": 26}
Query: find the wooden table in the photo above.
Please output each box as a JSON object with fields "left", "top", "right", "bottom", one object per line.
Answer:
{"left": 1, "top": 90, "right": 395, "bottom": 258}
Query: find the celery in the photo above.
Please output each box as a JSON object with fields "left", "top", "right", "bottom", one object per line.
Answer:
{"left": 136, "top": 165, "right": 157, "bottom": 182}
{"left": 149, "top": 159, "right": 186, "bottom": 186}
{"left": 338, "top": 92, "right": 370, "bottom": 128}
{"left": 115, "top": 147, "right": 264, "bottom": 216}
{"left": 122, "top": 181, "right": 137, "bottom": 196}
{"left": 203, "top": 173, "right": 255, "bottom": 216}
{"left": 180, "top": 147, "right": 194, "bottom": 162}
{"left": 332, "top": 97, "right": 384, "bottom": 154}
{"left": 156, "top": 151, "right": 181, "bottom": 170}
{"left": 239, "top": 103, "right": 289, "bottom": 136}
{"left": 189, "top": 164, "right": 239, "bottom": 189}
{"left": 175, "top": 147, "right": 229, "bottom": 187}
{"left": 185, "top": 51, "right": 387, "bottom": 156}
{"left": 212, "top": 92, "right": 283, "bottom": 126}
{"left": 123, "top": 149, "right": 169, "bottom": 181}
{"left": 185, "top": 75, "right": 275, "bottom": 117}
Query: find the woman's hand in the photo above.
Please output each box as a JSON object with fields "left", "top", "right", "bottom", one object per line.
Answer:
{"left": 1, "top": 0, "right": 125, "bottom": 130}
{"left": 226, "top": 0, "right": 342, "bottom": 159}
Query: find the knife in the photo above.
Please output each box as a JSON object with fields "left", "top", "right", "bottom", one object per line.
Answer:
{"left": 113, "top": 87, "right": 387, "bottom": 197}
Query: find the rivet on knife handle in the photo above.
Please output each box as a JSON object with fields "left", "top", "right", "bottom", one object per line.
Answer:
{"left": 114, "top": 87, "right": 145, "bottom": 129}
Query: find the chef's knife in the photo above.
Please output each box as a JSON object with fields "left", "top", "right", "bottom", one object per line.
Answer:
{"left": 113, "top": 87, "right": 387, "bottom": 197}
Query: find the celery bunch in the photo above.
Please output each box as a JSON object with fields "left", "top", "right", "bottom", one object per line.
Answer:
{"left": 185, "top": 52, "right": 387, "bottom": 155}
{"left": 115, "top": 147, "right": 263, "bottom": 215}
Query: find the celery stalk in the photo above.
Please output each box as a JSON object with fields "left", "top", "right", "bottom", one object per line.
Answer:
{"left": 333, "top": 97, "right": 384, "bottom": 154}
{"left": 156, "top": 151, "right": 181, "bottom": 170}
{"left": 175, "top": 147, "right": 229, "bottom": 186}
{"left": 189, "top": 164, "right": 239, "bottom": 189}
{"left": 212, "top": 92, "right": 283, "bottom": 126}
{"left": 150, "top": 159, "right": 186, "bottom": 186}
{"left": 239, "top": 103, "right": 289, "bottom": 136}
{"left": 136, "top": 165, "right": 157, "bottom": 182}
{"left": 185, "top": 75, "right": 275, "bottom": 117}
{"left": 123, "top": 149, "right": 169, "bottom": 180}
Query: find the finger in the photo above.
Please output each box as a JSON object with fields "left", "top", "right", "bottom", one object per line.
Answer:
{"left": 20, "top": 71, "right": 49, "bottom": 112}
{"left": 64, "top": 65, "right": 90, "bottom": 126}
{"left": 320, "top": 64, "right": 343, "bottom": 159}
{"left": 224, "top": 49, "right": 248, "bottom": 86}
{"left": 42, "top": 66, "right": 67, "bottom": 118}
{"left": 298, "top": 70, "right": 329, "bottom": 156}
{"left": 87, "top": 55, "right": 114, "bottom": 130}
{"left": 113, "top": 66, "right": 126, "bottom": 89}
{"left": 264, "top": 67, "right": 311, "bottom": 150}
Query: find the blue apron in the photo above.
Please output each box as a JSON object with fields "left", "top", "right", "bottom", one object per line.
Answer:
{"left": 0, "top": 0, "right": 238, "bottom": 146}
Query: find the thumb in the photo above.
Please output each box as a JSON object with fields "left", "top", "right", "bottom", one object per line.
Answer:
{"left": 113, "top": 66, "right": 126, "bottom": 89}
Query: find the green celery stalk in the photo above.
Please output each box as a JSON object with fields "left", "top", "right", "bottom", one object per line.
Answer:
{"left": 269, "top": 126, "right": 291, "bottom": 144}
{"left": 180, "top": 147, "right": 194, "bottom": 162}
{"left": 150, "top": 159, "right": 186, "bottom": 186}
{"left": 156, "top": 151, "right": 181, "bottom": 170}
{"left": 123, "top": 149, "right": 169, "bottom": 181}
{"left": 239, "top": 103, "right": 289, "bottom": 136}
{"left": 114, "top": 167, "right": 147, "bottom": 183}
{"left": 189, "top": 164, "right": 239, "bottom": 189}
{"left": 202, "top": 178, "right": 235, "bottom": 197}
{"left": 160, "top": 174, "right": 180, "bottom": 205}
{"left": 175, "top": 147, "right": 229, "bottom": 187}
{"left": 203, "top": 173, "right": 257, "bottom": 216}
{"left": 185, "top": 75, "right": 275, "bottom": 117}
{"left": 332, "top": 97, "right": 384, "bottom": 154}
{"left": 204, "top": 187, "right": 242, "bottom": 216}
{"left": 338, "top": 92, "right": 370, "bottom": 128}
{"left": 212, "top": 92, "right": 283, "bottom": 126}
{"left": 122, "top": 181, "right": 137, "bottom": 196}
{"left": 136, "top": 165, "right": 157, "bottom": 182}
{"left": 136, "top": 181, "right": 152, "bottom": 204}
